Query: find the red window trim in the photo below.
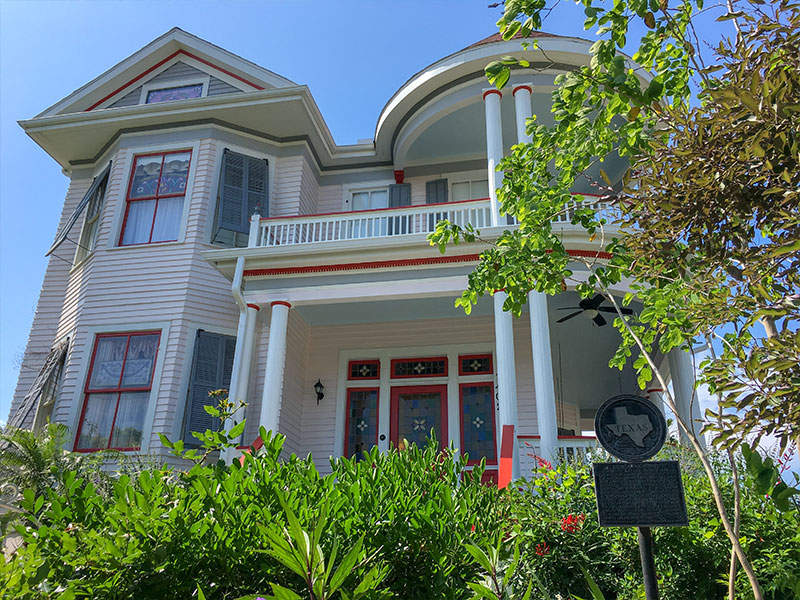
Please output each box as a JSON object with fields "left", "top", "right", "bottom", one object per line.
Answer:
{"left": 458, "top": 353, "right": 494, "bottom": 376}
{"left": 343, "top": 387, "right": 380, "bottom": 458}
{"left": 347, "top": 359, "right": 380, "bottom": 380}
{"left": 389, "top": 356, "right": 448, "bottom": 379}
{"left": 119, "top": 149, "right": 192, "bottom": 246}
{"left": 390, "top": 384, "right": 448, "bottom": 451}
{"left": 459, "top": 382, "right": 498, "bottom": 466}
{"left": 74, "top": 331, "right": 161, "bottom": 452}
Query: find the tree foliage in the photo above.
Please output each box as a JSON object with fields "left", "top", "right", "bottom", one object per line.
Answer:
{"left": 432, "top": 0, "right": 800, "bottom": 452}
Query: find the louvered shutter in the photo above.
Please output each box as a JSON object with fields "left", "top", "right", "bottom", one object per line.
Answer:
{"left": 184, "top": 331, "right": 236, "bottom": 444}
{"left": 388, "top": 183, "right": 411, "bottom": 207}
{"left": 215, "top": 150, "right": 269, "bottom": 242}
{"left": 425, "top": 179, "right": 448, "bottom": 204}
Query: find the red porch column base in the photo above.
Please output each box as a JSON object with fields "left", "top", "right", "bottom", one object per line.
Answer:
{"left": 498, "top": 424, "right": 515, "bottom": 489}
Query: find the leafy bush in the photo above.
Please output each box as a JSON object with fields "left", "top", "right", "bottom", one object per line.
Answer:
{"left": 2, "top": 431, "right": 797, "bottom": 600}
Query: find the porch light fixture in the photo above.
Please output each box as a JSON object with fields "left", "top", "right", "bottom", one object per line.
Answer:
{"left": 314, "top": 379, "right": 324, "bottom": 404}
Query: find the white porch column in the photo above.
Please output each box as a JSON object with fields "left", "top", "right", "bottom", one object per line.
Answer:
{"left": 220, "top": 303, "right": 257, "bottom": 462}
{"left": 235, "top": 303, "right": 260, "bottom": 403}
{"left": 259, "top": 300, "right": 291, "bottom": 435}
{"left": 514, "top": 82, "right": 559, "bottom": 464}
{"left": 667, "top": 348, "right": 705, "bottom": 447}
{"left": 512, "top": 84, "right": 533, "bottom": 144}
{"left": 494, "top": 292, "right": 520, "bottom": 478}
{"left": 528, "top": 291, "right": 559, "bottom": 464}
{"left": 483, "top": 89, "right": 504, "bottom": 227}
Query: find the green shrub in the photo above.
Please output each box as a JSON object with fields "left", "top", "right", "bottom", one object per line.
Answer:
{"left": 2, "top": 432, "right": 797, "bottom": 600}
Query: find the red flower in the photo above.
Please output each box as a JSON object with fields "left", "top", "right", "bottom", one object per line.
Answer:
{"left": 560, "top": 513, "right": 586, "bottom": 533}
{"left": 535, "top": 542, "right": 550, "bottom": 556}
{"left": 535, "top": 455, "right": 553, "bottom": 470}
{"left": 470, "top": 524, "right": 476, "bottom": 533}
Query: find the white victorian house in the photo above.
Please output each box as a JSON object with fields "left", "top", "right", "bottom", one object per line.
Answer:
{"left": 7, "top": 28, "right": 701, "bottom": 480}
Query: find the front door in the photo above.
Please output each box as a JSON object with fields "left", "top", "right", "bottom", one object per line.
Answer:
{"left": 390, "top": 385, "right": 448, "bottom": 450}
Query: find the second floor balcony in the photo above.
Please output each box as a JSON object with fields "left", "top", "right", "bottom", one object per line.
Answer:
{"left": 245, "top": 195, "right": 617, "bottom": 250}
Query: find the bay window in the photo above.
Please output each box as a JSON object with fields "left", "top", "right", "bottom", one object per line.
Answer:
{"left": 120, "top": 151, "right": 191, "bottom": 245}
{"left": 75, "top": 332, "right": 160, "bottom": 451}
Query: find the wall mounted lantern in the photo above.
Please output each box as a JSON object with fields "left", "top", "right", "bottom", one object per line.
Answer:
{"left": 314, "top": 379, "right": 324, "bottom": 404}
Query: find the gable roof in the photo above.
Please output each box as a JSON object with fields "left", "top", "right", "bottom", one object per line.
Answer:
{"left": 37, "top": 27, "right": 296, "bottom": 117}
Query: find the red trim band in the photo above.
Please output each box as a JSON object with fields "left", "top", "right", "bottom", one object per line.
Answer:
{"left": 512, "top": 85, "right": 532, "bottom": 96}
{"left": 243, "top": 249, "right": 610, "bottom": 278}
{"left": 244, "top": 254, "right": 481, "bottom": 277}
{"left": 86, "top": 49, "right": 264, "bottom": 111}
{"left": 271, "top": 300, "right": 292, "bottom": 308}
{"left": 483, "top": 89, "right": 502, "bottom": 100}
{"left": 246, "top": 303, "right": 260, "bottom": 311}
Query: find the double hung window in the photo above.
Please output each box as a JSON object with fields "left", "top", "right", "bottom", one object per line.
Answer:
{"left": 452, "top": 179, "right": 489, "bottom": 202}
{"left": 120, "top": 151, "right": 191, "bottom": 245}
{"left": 75, "top": 332, "right": 160, "bottom": 451}
{"left": 74, "top": 170, "right": 109, "bottom": 263}
{"left": 350, "top": 188, "right": 388, "bottom": 211}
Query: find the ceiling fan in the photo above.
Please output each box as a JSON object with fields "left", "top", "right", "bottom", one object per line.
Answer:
{"left": 556, "top": 294, "right": 633, "bottom": 327}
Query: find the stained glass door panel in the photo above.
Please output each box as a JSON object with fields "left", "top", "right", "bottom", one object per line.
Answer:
{"left": 390, "top": 385, "right": 448, "bottom": 450}
{"left": 345, "top": 388, "right": 379, "bottom": 459}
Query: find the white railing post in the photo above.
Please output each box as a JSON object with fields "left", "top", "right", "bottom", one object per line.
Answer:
{"left": 248, "top": 210, "right": 261, "bottom": 248}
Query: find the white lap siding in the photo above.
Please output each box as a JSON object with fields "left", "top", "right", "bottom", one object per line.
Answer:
{"left": 8, "top": 172, "right": 94, "bottom": 428}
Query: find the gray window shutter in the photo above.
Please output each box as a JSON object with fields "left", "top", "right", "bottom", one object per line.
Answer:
{"left": 184, "top": 330, "right": 236, "bottom": 445}
{"left": 388, "top": 183, "right": 411, "bottom": 207}
{"left": 216, "top": 150, "right": 269, "bottom": 239}
{"left": 426, "top": 179, "right": 448, "bottom": 204}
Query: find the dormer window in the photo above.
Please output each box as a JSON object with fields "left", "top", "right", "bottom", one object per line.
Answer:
{"left": 140, "top": 76, "right": 210, "bottom": 105}
{"left": 146, "top": 84, "right": 203, "bottom": 104}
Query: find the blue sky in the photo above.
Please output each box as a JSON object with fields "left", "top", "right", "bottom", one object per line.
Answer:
{"left": 7, "top": 0, "right": 787, "bottom": 473}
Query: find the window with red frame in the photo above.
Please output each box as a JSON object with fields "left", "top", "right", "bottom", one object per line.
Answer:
{"left": 120, "top": 151, "right": 191, "bottom": 245}
{"left": 75, "top": 332, "right": 160, "bottom": 451}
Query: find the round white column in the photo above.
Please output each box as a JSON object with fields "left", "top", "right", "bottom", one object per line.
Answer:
{"left": 237, "top": 303, "right": 260, "bottom": 400}
{"left": 483, "top": 89, "right": 504, "bottom": 227}
{"left": 667, "top": 347, "right": 705, "bottom": 447}
{"left": 220, "top": 305, "right": 254, "bottom": 462}
{"left": 260, "top": 300, "right": 291, "bottom": 435}
{"left": 528, "top": 291, "right": 559, "bottom": 464}
{"left": 512, "top": 85, "right": 533, "bottom": 144}
{"left": 493, "top": 292, "right": 520, "bottom": 478}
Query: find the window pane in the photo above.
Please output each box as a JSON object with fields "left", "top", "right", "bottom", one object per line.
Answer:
{"left": 76, "top": 393, "right": 117, "bottom": 449}
{"left": 352, "top": 192, "right": 370, "bottom": 211}
{"left": 122, "top": 200, "right": 156, "bottom": 245}
{"left": 150, "top": 197, "right": 184, "bottom": 243}
{"left": 369, "top": 190, "right": 388, "bottom": 209}
{"left": 396, "top": 391, "right": 444, "bottom": 450}
{"left": 88, "top": 336, "right": 128, "bottom": 389}
{"left": 129, "top": 156, "right": 163, "bottom": 199}
{"left": 460, "top": 384, "right": 496, "bottom": 463}
{"left": 158, "top": 152, "right": 191, "bottom": 195}
{"left": 120, "top": 334, "right": 159, "bottom": 387}
{"left": 109, "top": 392, "right": 148, "bottom": 448}
{"left": 146, "top": 84, "right": 203, "bottom": 104}
{"left": 346, "top": 389, "right": 378, "bottom": 458}
{"left": 472, "top": 180, "right": 490, "bottom": 199}
{"left": 452, "top": 182, "right": 471, "bottom": 202}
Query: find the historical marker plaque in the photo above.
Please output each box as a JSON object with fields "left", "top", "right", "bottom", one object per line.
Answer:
{"left": 593, "top": 461, "right": 689, "bottom": 527}
{"left": 594, "top": 394, "right": 666, "bottom": 462}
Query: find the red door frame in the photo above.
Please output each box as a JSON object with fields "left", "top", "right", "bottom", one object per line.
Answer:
{"left": 389, "top": 384, "right": 448, "bottom": 450}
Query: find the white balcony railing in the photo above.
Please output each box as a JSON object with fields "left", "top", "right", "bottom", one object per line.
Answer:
{"left": 518, "top": 435, "right": 599, "bottom": 474}
{"left": 249, "top": 195, "right": 617, "bottom": 248}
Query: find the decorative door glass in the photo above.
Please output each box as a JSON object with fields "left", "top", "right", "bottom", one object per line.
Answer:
{"left": 459, "top": 383, "right": 497, "bottom": 464}
{"left": 345, "top": 388, "right": 378, "bottom": 459}
{"left": 391, "top": 385, "right": 447, "bottom": 450}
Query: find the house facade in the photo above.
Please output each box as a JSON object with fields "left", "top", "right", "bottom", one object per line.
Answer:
{"left": 7, "top": 28, "right": 701, "bottom": 479}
